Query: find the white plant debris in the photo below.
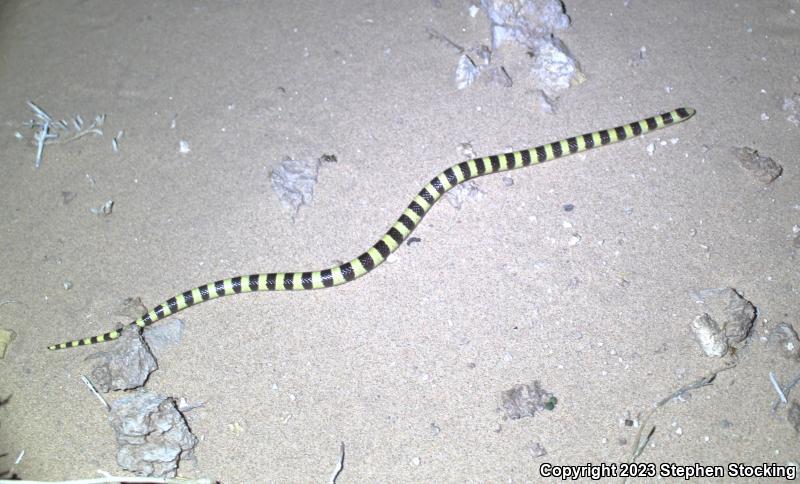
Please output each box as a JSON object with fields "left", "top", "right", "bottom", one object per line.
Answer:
{"left": 329, "top": 442, "right": 345, "bottom": 484}
{"left": 23, "top": 101, "right": 107, "bottom": 168}
{"left": 112, "top": 130, "right": 124, "bottom": 152}
{"left": 90, "top": 200, "right": 115, "bottom": 216}
{"left": 80, "top": 374, "right": 111, "bottom": 411}
{"left": 769, "top": 371, "right": 788, "bottom": 404}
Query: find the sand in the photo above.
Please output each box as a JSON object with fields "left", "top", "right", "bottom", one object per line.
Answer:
{"left": 1, "top": 0, "right": 798, "bottom": 482}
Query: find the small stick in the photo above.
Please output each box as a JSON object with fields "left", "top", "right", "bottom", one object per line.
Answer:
{"left": 26, "top": 101, "right": 54, "bottom": 123}
{"left": 621, "top": 360, "right": 737, "bottom": 484}
{"left": 33, "top": 119, "right": 56, "bottom": 169}
{"left": 631, "top": 426, "right": 655, "bottom": 461}
{"left": 785, "top": 372, "right": 800, "bottom": 394}
{"left": 80, "top": 375, "right": 110, "bottom": 411}
{"left": 424, "top": 27, "right": 465, "bottom": 53}
{"left": 329, "top": 442, "right": 345, "bottom": 484}
{"left": 112, "top": 130, "right": 123, "bottom": 152}
{"left": 769, "top": 371, "right": 788, "bottom": 404}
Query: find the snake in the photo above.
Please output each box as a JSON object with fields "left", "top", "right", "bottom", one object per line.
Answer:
{"left": 48, "top": 107, "right": 695, "bottom": 350}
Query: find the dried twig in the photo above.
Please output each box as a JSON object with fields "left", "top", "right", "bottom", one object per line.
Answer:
{"left": 329, "top": 442, "right": 345, "bottom": 484}
{"left": 424, "top": 27, "right": 465, "bottom": 53}
{"left": 23, "top": 102, "right": 106, "bottom": 168}
{"left": 769, "top": 371, "right": 788, "bottom": 404}
{"left": 80, "top": 375, "right": 110, "bottom": 411}
{"left": 770, "top": 370, "right": 800, "bottom": 411}
{"left": 622, "top": 360, "right": 737, "bottom": 483}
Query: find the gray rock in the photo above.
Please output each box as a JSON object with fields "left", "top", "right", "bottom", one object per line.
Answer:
{"left": 109, "top": 391, "right": 197, "bottom": 478}
{"left": 87, "top": 326, "right": 157, "bottom": 392}
{"left": 499, "top": 381, "right": 556, "bottom": 420}
{"left": 481, "top": 0, "right": 570, "bottom": 49}
{"left": 689, "top": 287, "right": 756, "bottom": 357}
{"left": 690, "top": 314, "right": 729, "bottom": 357}
{"left": 733, "top": 147, "right": 782, "bottom": 184}
{"left": 767, "top": 323, "right": 800, "bottom": 361}
{"left": 271, "top": 157, "right": 322, "bottom": 218}
{"left": 143, "top": 318, "right": 184, "bottom": 359}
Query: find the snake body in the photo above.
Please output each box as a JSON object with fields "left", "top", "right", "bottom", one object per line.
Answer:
{"left": 48, "top": 107, "right": 695, "bottom": 350}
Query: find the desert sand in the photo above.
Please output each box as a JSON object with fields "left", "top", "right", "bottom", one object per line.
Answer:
{"left": 0, "top": 1, "right": 798, "bottom": 482}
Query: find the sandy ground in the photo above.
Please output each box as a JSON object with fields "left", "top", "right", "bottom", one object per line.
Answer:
{"left": 1, "top": 1, "right": 799, "bottom": 482}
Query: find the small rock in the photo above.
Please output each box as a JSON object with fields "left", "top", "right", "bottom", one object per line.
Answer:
{"left": 767, "top": 323, "right": 800, "bottom": 360}
{"left": 62, "top": 191, "right": 77, "bottom": 205}
{"left": 271, "top": 157, "right": 322, "bottom": 218}
{"left": 87, "top": 326, "right": 157, "bottom": 392}
{"left": 90, "top": 200, "right": 114, "bottom": 216}
{"left": 732, "top": 147, "right": 782, "bottom": 184}
{"left": 0, "top": 328, "right": 16, "bottom": 359}
{"left": 446, "top": 181, "right": 485, "bottom": 209}
{"left": 455, "top": 54, "right": 479, "bottom": 90}
{"left": 109, "top": 391, "right": 197, "bottom": 478}
{"left": 530, "top": 37, "right": 585, "bottom": 95}
{"left": 628, "top": 46, "right": 647, "bottom": 67}
{"left": 689, "top": 287, "right": 756, "bottom": 357}
{"left": 529, "top": 442, "right": 547, "bottom": 457}
{"left": 690, "top": 314, "right": 729, "bottom": 357}
{"left": 498, "top": 381, "right": 557, "bottom": 420}
{"left": 143, "top": 319, "right": 185, "bottom": 359}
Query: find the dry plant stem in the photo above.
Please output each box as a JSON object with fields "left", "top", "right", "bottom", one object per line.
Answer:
{"left": 329, "top": 442, "right": 345, "bottom": 484}
{"left": 620, "top": 359, "right": 738, "bottom": 484}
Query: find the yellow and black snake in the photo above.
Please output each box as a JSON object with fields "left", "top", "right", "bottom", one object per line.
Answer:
{"left": 48, "top": 107, "right": 695, "bottom": 350}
